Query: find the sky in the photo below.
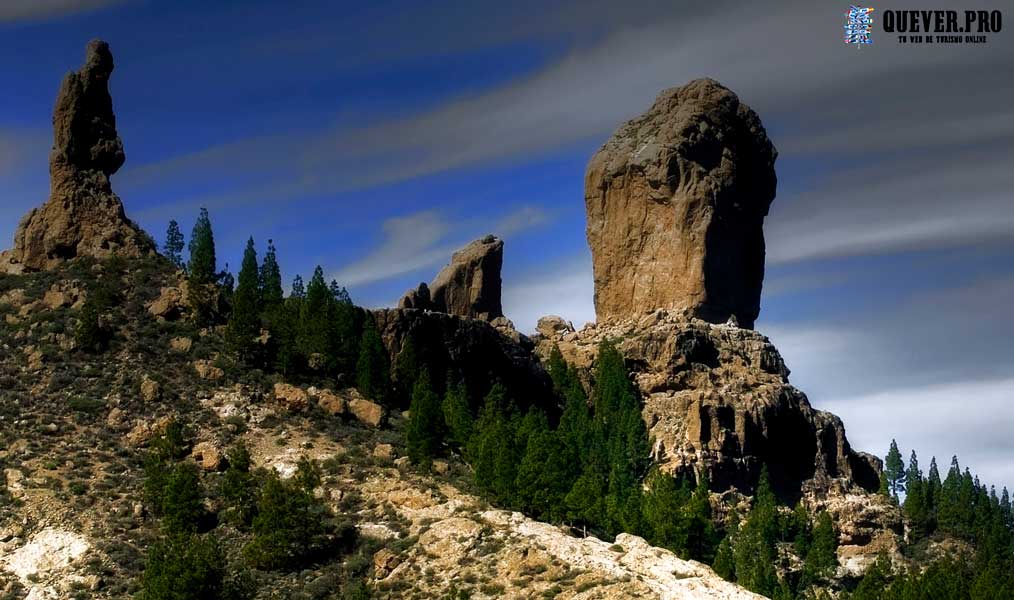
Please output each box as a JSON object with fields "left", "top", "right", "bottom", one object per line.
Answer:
{"left": 1, "top": 0, "right": 1012, "bottom": 490}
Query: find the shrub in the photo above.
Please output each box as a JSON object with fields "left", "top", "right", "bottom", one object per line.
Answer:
{"left": 138, "top": 533, "right": 226, "bottom": 600}
{"left": 243, "top": 473, "right": 332, "bottom": 570}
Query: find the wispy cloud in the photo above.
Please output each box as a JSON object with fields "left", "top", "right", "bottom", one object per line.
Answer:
{"left": 331, "top": 205, "right": 551, "bottom": 288}
{"left": 0, "top": 0, "right": 127, "bottom": 22}
{"left": 503, "top": 252, "right": 595, "bottom": 334}
{"left": 824, "top": 378, "right": 1014, "bottom": 493}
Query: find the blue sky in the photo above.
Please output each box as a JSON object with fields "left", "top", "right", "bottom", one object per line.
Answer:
{"left": 2, "top": 0, "right": 1012, "bottom": 490}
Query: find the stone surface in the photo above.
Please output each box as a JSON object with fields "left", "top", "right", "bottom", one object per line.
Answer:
{"left": 191, "top": 441, "right": 225, "bottom": 471}
{"left": 168, "top": 336, "right": 192, "bottom": 353}
{"left": 398, "top": 235, "right": 503, "bottom": 321}
{"left": 585, "top": 79, "right": 777, "bottom": 328}
{"left": 349, "top": 396, "right": 384, "bottom": 428}
{"left": 139, "top": 375, "right": 161, "bottom": 402}
{"left": 311, "top": 387, "right": 347, "bottom": 415}
{"left": 193, "top": 360, "right": 224, "bottom": 381}
{"left": 535, "top": 315, "right": 574, "bottom": 338}
{"left": 535, "top": 310, "right": 880, "bottom": 501}
{"left": 147, "top": 286, "right": 185, "bottom": 321}
{"left": 273, "top": 382, "right": 309, "bottom": 412}
{"left": 0, "top": 40, "right": 154, "bottom": 274}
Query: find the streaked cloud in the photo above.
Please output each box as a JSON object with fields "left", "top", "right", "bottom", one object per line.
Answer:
{"left": 0, "top": 0, "right": 126, "bottom": 22}
{"left": 503, "top": 253, "right": 595, "bottom": 334}
{"left": 331, "top": 205, "right": 551, "bottom": 288}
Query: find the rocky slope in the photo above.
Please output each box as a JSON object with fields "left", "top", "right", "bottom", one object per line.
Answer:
{"left": 585, "top": 79, "right": 777, "bottom": 328}
{"left": 0, "top": 40, "right": 154, "bottom": 275}
{"left": 0, "top": 257, "right": 761, "bottom": 599}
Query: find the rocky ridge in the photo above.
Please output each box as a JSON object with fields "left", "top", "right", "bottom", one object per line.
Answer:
{"left": 0, "top": 40, "right": 154, "bottom": 275}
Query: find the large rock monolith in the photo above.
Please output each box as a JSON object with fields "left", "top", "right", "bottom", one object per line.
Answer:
{"left": 585, "top": 79, "right": 777, "bottom": 328}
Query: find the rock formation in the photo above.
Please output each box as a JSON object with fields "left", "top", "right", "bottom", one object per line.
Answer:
{"left": 535, "top": 310, "right": 880, "bottom": 502}
{"left": 585, "top": 78, "right": 777, "bottom": 328}
{"left": 398, "top": 235, "right": 503, "bottom": 321}
{"left": 0, "top": 39, "right": 154, "bottom": 274}
{"left": 373, "top": 307, "right": 552, "bottom": 412}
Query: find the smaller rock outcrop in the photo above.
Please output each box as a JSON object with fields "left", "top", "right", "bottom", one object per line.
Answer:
{"left": 398, "top": 235, "right": 503, "bottom": 321}
{"left": 0, "top": 39, "right": 154, "bottom": 274}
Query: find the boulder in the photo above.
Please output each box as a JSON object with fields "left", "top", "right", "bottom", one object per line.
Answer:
{"left": 274, "top": 382, "right": 309, "bottom": 412}
{"left": 349, "top": 396, "right": 384, "bottom": 428}
{"left": 139, "top": 375, "right": 161, "bottom": 402}
{"left": 191, "top": 441, "right": 225, "bottom": 472}
{"left": 398, "top": 235, "right": 503, "bottom": 321}
{"left": 193, "top": 360, "right": 224, "bottom": 381}
{"left": 147, "top": 287, "right": 186, "bottom": 321}
{"left": 372, "top": 443, "right": 395, "bottom": 460}
{"left": 536, "top": 315, "right": 574, "bottom": 338}
{"left": 311, "top": 387, "right": 346, "bottom": 415}
{"left": 168, "top": 337, "right": 192, "bottom": 353}
{"left": 585, "top": 79, "right": 777, "bottom": 328}
{"left": 0, "top": 40, "right": 154, "bottom": 274}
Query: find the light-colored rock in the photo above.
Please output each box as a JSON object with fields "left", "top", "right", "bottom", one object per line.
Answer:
{"left": 372, "top": 443, "right": 395, "bottom": 460}
{"left": 25, "top": 347, "right": 44, "bottom": 372}
{"left": 311, "top": 387, "right": 346, "bottom": 415}
{"left": 139, "top": 375, "right": 161, "bottom": 402}
{"left": 0, "top": 528, "right": 90, "bottom": 600}
{"left": 585, "top": 79, "right": 777, "bottom": 328}
{"left": 147, "top": 286, "right": 185, "bottom": 321}
{"left": 349, "top": 395, "right": 384, "bottom": 428}
{"left": 535, "top": 315, "right": 574, "bottom": 338}
{"left": 125, "top": 415, "right": 175, "bottom": 447}
{"left": 191, "top": 441, "right": 225, "bottom": 471}
{"left": 169, "top": 336, "right": 192, "bottom": 353}
{"left": 193, "top": 360, "right": 224, "bottom": 381}
{"left": 273, "top": 382, "right": 309, "bottom": 411}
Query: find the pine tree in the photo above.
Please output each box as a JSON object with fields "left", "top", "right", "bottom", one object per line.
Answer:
{"left": 684, "top": 473, "right": 718, "bottom": 562}
{"left": 244, "top": 473, "right": 328, "bottom": 570}
{"left": 160, "top": 462, "right": 205, "bottom": 535}
{"left": 885, "top": 439, "right": 905, "bottom": 499}
{"left": 406, "top": 372, "right": 445, "bottom": 469}
{"left": 220, "top": 443, "right": 257, "bottom": 526}
{"left": 139, "top": 532, "right": 226, "bottom": 600}
{"left": 803, "top": 512, "right": 838, "bottom": 585}
{"left": 290, "top": 275, "right": 305, "bottom": 298}
{"left": 515, "top": 427, "right": 575, "bottom": 522}
{"left": 75, "top": 291, "right": 109, "bottom": 353}
{"left": 643, "top": 470, "right": 693, "bottom": 553}
{"left": 904, "top": 450, "right": 930, "bottom": 539}
{"left": 469, "top": 384, "right": 520, "bottom": 504}
{"left": 713, "top": 536, "right": 735, "bottom": 581}
{"left": 186, "top": 208, "right": 218, "bottom": 325}
{"left": 164, "top": 220, "right": 185, "bottom": 270}
{"left": 299, "top": 266, "right": 332, "bottom": 369}
{"left": 355, "top": 321, "right": 389, "bottom": 403}
{"left": 187, "top": 208, "right": 217, "bottom": 284}
{"left": 259, "top": 240, "right": 284, "bottom": 309}
{"left": 394, "top": 336, "right": 422, "bottom": 406}
{"left": 442, "top": 380, "right": 473, "bottom": 452}
{"left": 227, "top": 237, "right": 261, "bottom": 362}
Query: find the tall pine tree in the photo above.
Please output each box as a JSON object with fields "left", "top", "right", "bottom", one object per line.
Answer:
{"left": 164, "top": 220, "right": 185, "bottom": 270}
{"left": 356, "top": 321, "right": 390, "bottom": 403}
{"left": 406, "top": 372, "right": 445, "bottom": 469}
{"left": 885, "top": 439, "right": 906, "bottom": 500}
{"left": 227, "top": 237, "right": 261, "bottom": 362}
{"left": 187, "top": 208, "right": 216, "bottom": 284}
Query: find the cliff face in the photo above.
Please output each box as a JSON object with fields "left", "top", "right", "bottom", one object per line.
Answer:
{"left": 585, "top": 79, "right": 776, "bottom": 329}
{"left": 535, "top": 310, "right": 881, "bottom": 502}
{"left": 399, "top": 235, "right": 504, "bottom": 321}
{"left": 0, "top": 40, "right": 154, "bottom": 275}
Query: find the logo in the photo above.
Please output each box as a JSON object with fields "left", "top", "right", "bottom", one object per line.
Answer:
{"left": 845, "top": 6, "right": 875, "bottom": 46}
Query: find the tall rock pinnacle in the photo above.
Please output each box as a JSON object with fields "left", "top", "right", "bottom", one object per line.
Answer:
{"left": 0, "top": 39, "right": 154, "bottom": 274}
{"left": 585, "top": 79, "right": 777, "bottom": 328}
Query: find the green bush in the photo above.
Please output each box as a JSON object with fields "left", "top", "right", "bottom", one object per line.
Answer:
{"left": 138, "top": 533, "right": 226, "bottom": 600}
{"left": 243, "top": 473, "right": 334, "bottom": 570}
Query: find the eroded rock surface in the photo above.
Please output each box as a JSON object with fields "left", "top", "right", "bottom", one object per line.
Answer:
{"left": 0, "top": 40, "right": 154, "bottom": 274}
{"left": 585, "top": 79, "right": 776, "bottom": 328}
{"left": 535, "top": 310, "right": 880, "bottom": 502}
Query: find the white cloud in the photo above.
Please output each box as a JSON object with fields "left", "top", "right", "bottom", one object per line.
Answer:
{"left": 502, "top": 253, "right": 595, "bottom": 334}
{"left": 823, "top": 378, "right": 1014, "bottom": 493}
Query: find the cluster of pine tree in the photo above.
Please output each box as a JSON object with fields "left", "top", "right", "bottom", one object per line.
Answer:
{"left": 857, "top": 441, "right": 1014, "bottom": 598}
{"left": 165, "top": 211, "right": 389, "bottom": 400}
{"left": 402, "top": 340, "right": 719, "bottom": 562}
